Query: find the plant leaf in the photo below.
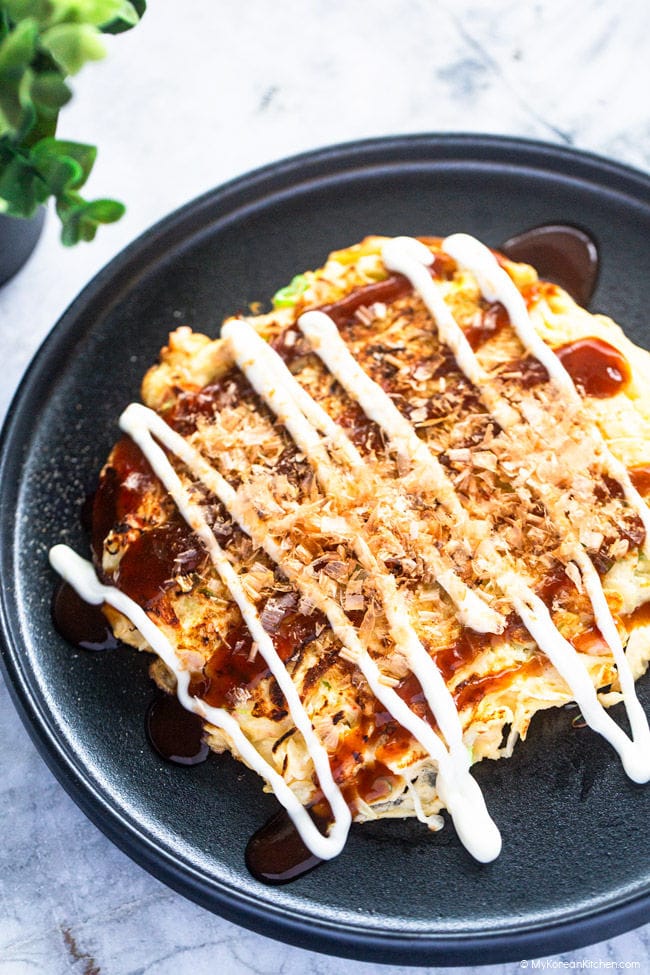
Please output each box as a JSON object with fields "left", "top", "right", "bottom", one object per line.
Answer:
{"left": 0, "top": 16, "right": 37, "bottom": 73}
{"left": 54, "top": 0, "right": 135, "bottom": 27}
{"left": 57, "top": 193, "right": 125, "bottom": 245}
{"left": 0, "top": 81, "right": 24, "bottom": 133}
{"left": 41, "top": 22, "right": 106, "bottom": 74}
{"left": 0, "top": 0, "right": 137, "bottom": 242}
{"left": 31, "top": 137, "right": 96, "bottom": 187}
{"left": 101, "top": 0, "right": 145, "bottom": 34}
{"left": 82, "top": 196, "right": 124, "bottom": 221}
{"left": 29, "top": 71, "right": 72, "bottom": 116}
{"left": 0, "top": 19, "right": 39, "bottom": 134}
{"left": 0, "top": 148, "right": 48, "bottom": 216}
{"left": 1, "top": 2, "right": 51, "bottom": 27}
{"left": 3, "top": 0, "right": 132, "bottom": 28}
{"left": 32, "top": 147, "right": 82, "bottom": 194}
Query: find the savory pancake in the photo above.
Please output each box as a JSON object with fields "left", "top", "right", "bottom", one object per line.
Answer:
{"left": 50, "top": 233, "right": 650, "bottom": 865}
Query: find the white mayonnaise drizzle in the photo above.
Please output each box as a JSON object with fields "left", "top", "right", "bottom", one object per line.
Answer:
{"left": 261, "top": 314, "right": 503, "bottom": 636}
{"left": 49, "top": 229, "right": 650, "bottom": 868}
{"left": 114, "top": 401, "right": 501, "bottom": 863}
{"left": 381, "top": 237, "right": 520, "bottom": 431}
{"left": 118, "top": 403, "right": 353, "bottom": 858}
{"left": 439, "top": 233, "right": 650, "bottom": 756}
{"left": 222, "top": 319, "right": 494, "bottom": 777}
{"left": 299, "top": 311, "right": 467, "bottom": 523}
{"left": 48, "top": 545, "right": 350, "bottom": 860}
{"left": 222, "top": 320, "right": 504, "bottom": 642}
{"left": 222, "top": 320, "right": 500, "bottom": 859}
{"left": 503, "top": 572, "right": 649, "bottom": 783}
{"left": 229, "top": 322, "right": 366, "bottom": 474}
{"left": 442, "top": 232, "right": 650, "bottom": 554}
{"left": 443, "top": 233, "right": 579, "bottom": 400}
{"left": 382, "top": 237, "right": 489, "bottom": 390}
{"left": 572, "top": 548, "right": 650, "bottom": 748}
{"left": 299, "top": 306, "right": 650, "bottom": 781}
{"left": 376, "top": 234, "right": 650, "bottom": 782}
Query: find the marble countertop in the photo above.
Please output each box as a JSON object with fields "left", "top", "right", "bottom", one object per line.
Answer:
{"left": 2, "top": 1, "right": 650, "bottom": 972}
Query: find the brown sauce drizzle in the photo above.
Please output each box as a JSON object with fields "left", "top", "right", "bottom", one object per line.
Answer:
{"left": 189, "top": 621, "right": 269, "bottom": 706}
{"left": 92, "top": 435, "right": 219, "bottom": 610}
{"left": 554, "top": 337, "right": 631, "bottom": 398}
{"left": 500, "top": 338, "right": 631, "bottom": 401}
{"left": 321, "top": 274, "right": 411, "bottom": 327}
{"left": 455, "top": 658, "right": 544, "bottom": 712}
{"left": 434, "top": 629, "right": 488, "bottom": 682}
{"left": 91, "top": 435, "right": 158, "bottom": 561}
{"left": 246, "top": 721, "right": 406, "bottom": 885}
{"left": 189, "top": 606, "right": 326, "bottom": 710}
{"left": 500, "top": 224, "right": 599, "bottom": 307}
{"left": 79, "top": 225, "right": 640, "bottom": 886}
{"left": 571, "top": 626, "right": 610, "bottom": 656}
{"left": 166, "top": 370, "right": 254, "bottom": 437}
{"left": 619, "top": 514, "right": 646, "bottom": 552}
{"left": 353, "top": 759, "right": 400, "bottom": 805}
{"left": 53, "top": 481, "right": 124, "bottom": 651}
{"left": 629, "top": 464, "right": 650, "bottom": 497}
{"left": 595, "top": 474, "right": 625, "bottom": 502}
{"left": 535, "top": 560, "right": 572, "bottom": 602}
{"left": 328, "top": 710, "right": 405, "bottom": 793}
{"left": 146, "top": 693, "right": 210, "bottom": 765}
{"left": 51, "top": 581, "right": 121, "bottom": 651}
{"left": 395, "top": 672, "right": 435, "bottom": 722}
{"left": 319, "top": 253, "right": 454, "bottom": 329}
{"left": 335, "top": 401, "right": 384, "bottom": 452}
{"left": 463, "top": 302, "right": 510, "bottom": 350}
{"left": 115, "top": 517, "right": 204, "bottom": 608}
{"left": 245, "top": 806, "right": 329, "bottom": 884}
{"left": 622, "top": 602, "right": 650, "bottom": 630}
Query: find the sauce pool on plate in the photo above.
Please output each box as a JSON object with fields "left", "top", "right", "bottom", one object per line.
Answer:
{"left": 500, "top": 223, "right": 599, "bottom": 307}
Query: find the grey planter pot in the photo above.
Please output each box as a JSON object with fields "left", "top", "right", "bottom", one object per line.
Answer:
{"left": 0, "top": 208, "right": 46, "bottom": 286}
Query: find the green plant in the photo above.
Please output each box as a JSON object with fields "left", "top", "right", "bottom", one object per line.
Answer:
{"left": 0, "top": 0, "right": 145, "bottom": 244}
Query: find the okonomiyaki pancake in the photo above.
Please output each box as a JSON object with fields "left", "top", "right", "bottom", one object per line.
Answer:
{"left": 50, "top": 232, "right": 650, "bottom": 868}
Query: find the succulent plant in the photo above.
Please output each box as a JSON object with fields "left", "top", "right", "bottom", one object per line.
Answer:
{"left": 0, "top": 0, "right": 145, "bottom": 244}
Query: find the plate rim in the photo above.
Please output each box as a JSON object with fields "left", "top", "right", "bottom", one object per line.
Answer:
{"left": 2, "top": 132, "right": 650, "bottom": 966}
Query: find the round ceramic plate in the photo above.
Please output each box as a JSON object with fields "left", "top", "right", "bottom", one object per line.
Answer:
{"left": 1, "top": 135, "right": 650, "bottom": 966}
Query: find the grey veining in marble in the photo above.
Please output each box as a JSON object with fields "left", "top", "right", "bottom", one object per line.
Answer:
{"left": 2, "top": 1, "right": 650, "bottom": 973}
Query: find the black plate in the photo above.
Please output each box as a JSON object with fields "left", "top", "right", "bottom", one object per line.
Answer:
{"left": 2, "top": 135, "right": 650, "bottom": 967}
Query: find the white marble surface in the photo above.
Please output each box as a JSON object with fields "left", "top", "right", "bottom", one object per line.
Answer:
{"left": 2, "top": 1, "right": 650, "bottom": 972}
